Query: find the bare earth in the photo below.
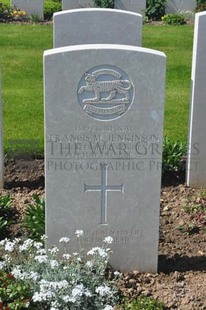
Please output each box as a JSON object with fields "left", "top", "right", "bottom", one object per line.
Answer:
{"left": 1, "top": 158, "right": 206, "bottom": 310}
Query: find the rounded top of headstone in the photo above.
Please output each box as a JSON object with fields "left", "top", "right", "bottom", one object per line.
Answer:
{"left": 54, "top": 8, "right": 143, "bottom": 18}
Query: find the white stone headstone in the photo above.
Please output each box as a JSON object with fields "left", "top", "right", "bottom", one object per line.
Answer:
{"left": 62, "top": 0, "right": 93, "bottom": 10}
{"left": 53, "top": 9, "right": 142, "bottom": 48}
{"left": 62, "top": 0, "right": 146, "bottom": 13}
{"left": 11, "top": 0, "right": 44, "bottom": 20}
{"left": 114, "top": 0, "right": 146, "bottom": 14}
{"left": 44, "top": 44, "right": 166, "bottom": 272}
{"left": 165, "top": 0, "right": 196, "bottom": 14}
{"left": 187, "top": 12, "right": 206, "bottom": 188}
{"left": 0, "top": 68, "right": 3, "bottom": 189}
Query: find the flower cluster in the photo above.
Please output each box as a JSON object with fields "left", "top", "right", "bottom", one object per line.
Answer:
{"left": 0, "top": 232, "right": 120, "bottom": 309}
{"left": 178, "top": 10, "right": 195, "bottom": 20}
{"left": 11, "top": 9, "right": 26, "bottom": 19}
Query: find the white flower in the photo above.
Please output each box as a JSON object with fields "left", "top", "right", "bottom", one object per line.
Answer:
{"left": 37, "top": 248, "right": 46, "bottom": 255}
{"left": 75, "top": 230, "right": 84, "bottom": 237}
{"left": 114, "top": 271, "right": 122, "bottom": 278}
{"left": 36, "top": 282, "right": 56, "bottom": 300}
{"left": 103, "top": 306, "right": 113, "bottom": 310}
{"left": 85, "top": 261, "right": 93, "bottom": 268}
{"left": 103, "top": 236, "right": 113, "bottom": 244}
{"left": 19, "top": 244, "right": 28, "bottom": 252}
{"left": 95, "top": 285, "right": 112, "bottom": 296}
{"left": 62, "top": 295, "right": 72, "bottom": 303}
{"left": 41, "top": 235, "right": 48, "bottom": 241}
{"left": 45, "top": 291, "right": 55, "bottom": 300}
{"left": 87, "top": 247, "right": 108, "bottom": 258}
{"left": 23, "top": 238, "right": 33, "bottom": 246}
{"left": 51, "top": 301, "right": 60, "bottom": 310}
{"left": 5, "top": 241, "right": 15, "bottom": 252}
{"left": 11, "top": 266, "right": 22, "bottom": 279}
{"left": 85, "top": 289, "right": 92, "bottom": 297}
{"left": 0, "top": 261, "right": 6, "bottom": 269}
{"left": 0, "top": 239, "right": 6, "bottom": 246}
{"left": 72, "top": 283, "right": 85, "bottom": 297}
{"left": 48, "top": 246, "right": 59, "bottom": 255}
{"left": 19, "top": 239, "right": 33, "bottom": 251}
{"left": 39, "top": 280, "right": 68, "bottom": 291}
{"left": 64, "top": 295, "right": 76, "bottom": 303}
{"left": 73, "top": 252, "right": 81, "bottom": 262}
{"left": 34, "top": 255, "right": 48, "bottom": 263}
{"left": 23, "top": 301, "right": 30, "bottom": 308}
{"left": 62, "top": 253, "right": 71, "bottom": 259}
{"left": 50, "top": 259, "right": 59, "bottom": 269}
{"left": 59, "top": 237, "right": 70, "bottom": 243}
{"left": 58, "top": 280, "right": 69, "bottom": 289}
{"left": 33, "top": 241, "right": 43, "bottom": 249}
{"left": 4, "top": 254, "right": 12, "bottom": 263}
{"left": 28, "top": 271, "right": 39, "bottom": 281}
{"left": 32, "top": 291, "right": 42, "bottom": 302}
{"left": 33, "top": 289, "right": 55, "bottom": 302}
{"left": 11, "top": 267, "right": 30, "bottom": 281}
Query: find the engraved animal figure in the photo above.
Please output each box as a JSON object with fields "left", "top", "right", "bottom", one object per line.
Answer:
{"left": 78, "top": 73, "right": 132, "bottom": 102}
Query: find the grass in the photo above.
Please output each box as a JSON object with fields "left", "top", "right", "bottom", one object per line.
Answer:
{"left": 0, "top": 23, "right": 53, "bottom": 153}
{"left": 0, "top": 23, "right": 194, "bottom": 153}
{"left": 143, "top": 24, "right": 194, "bottom": 142}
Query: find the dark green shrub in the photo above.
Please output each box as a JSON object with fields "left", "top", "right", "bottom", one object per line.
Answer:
{"left": 196, "top": 2, "right": 206, "bottom": 12}
{"left": 0, "top": 271, "right": 32, "bottom": 310}
{"left": 44, "top": 0, "right": 61, "bottom": 20}
{"left": 146, "top": 0, "right": 166, "bottom": 21}
{"left": 0, "top": 2, "right": 12, "bottom": 20}
{"left": 196, "top": 0, "right": 206, "bottom": 5}
{"left": 162, "top": 14, "right": 186, "bottom": 25}
{"left": 92, "top": 0, "right": 114, "bottom": 8}
{"left": 0, "top": 195, "right": 15, "bottom": 239}
{"left": 22, "top": 195, "right": 45, "bottom": 241}
{"left": 196, "top": 0, "right": 206, "bottom": 11}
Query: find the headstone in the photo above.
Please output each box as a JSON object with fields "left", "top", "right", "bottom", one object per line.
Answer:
{"left": 165, "top": 0, "right": 196, "bottom": 14}
{"left": 62, "top": 0, "right": 93, "bottom": 10}
{"left": 62, "top": 0, "right": 146, "bottom": 13}
{"left": 44, "top": 44, "right": 166, "bottom": 272}
{"left": 0, "top": 68, "right": 3, "bottom": 188}
{"left": 114, "top": 0, "right": 146, "bottom": 15}
{"left": 187, "top": 12, "right": 206, "bottom": 188}
{"left": 53, "top": 9, "right": 142, "bottom": 48}
{"left": 11, "top": 0, "right": 44, "bottom": 20}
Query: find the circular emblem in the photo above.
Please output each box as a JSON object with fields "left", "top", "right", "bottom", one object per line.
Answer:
{"left": 77, "top": 65, "right": 134, "bottom": 121}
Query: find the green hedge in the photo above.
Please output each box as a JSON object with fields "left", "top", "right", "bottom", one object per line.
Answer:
{"left": 44, "top": 0, "right": 61, "bottom": 20}
{"left": 0, "top": 0, "right": 61, "bottom": 20}
{"left": 0, "top": 0, "right": 9, "bottom": 5}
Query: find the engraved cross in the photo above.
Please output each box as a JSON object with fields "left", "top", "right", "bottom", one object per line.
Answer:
{"left": 84, "top": 163, "right": 123, "bottom": 225}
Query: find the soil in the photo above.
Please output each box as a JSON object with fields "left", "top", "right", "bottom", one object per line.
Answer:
{"left": 1, "top": 158, "right": 206, "bottom": 310}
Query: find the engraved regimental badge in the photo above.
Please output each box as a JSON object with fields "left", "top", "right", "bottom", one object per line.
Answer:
{"left": 77, "top": 65, "right": 134, "bottom": 121}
